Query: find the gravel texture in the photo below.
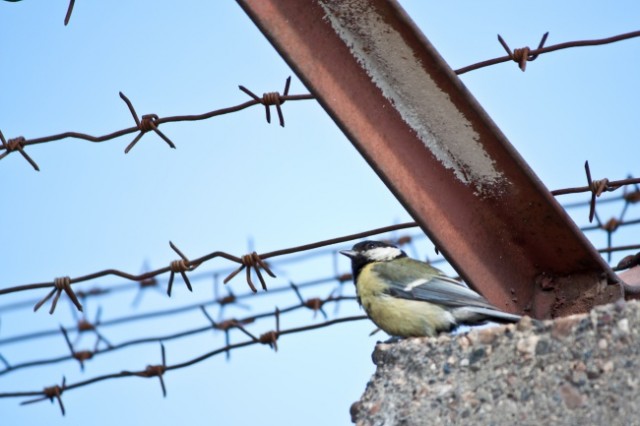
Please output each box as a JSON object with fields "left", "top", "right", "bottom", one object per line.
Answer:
{"left": 351, "top": 300, "right": 640, "bottom": 426}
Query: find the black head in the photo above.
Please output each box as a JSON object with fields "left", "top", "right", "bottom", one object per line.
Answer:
{"left": 340, "top": 240, "right": 406, "bottom": 280}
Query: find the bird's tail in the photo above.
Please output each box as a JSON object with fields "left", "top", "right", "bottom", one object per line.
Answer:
{"left": 454, "top": 306, "right": 521, "bottom": 324}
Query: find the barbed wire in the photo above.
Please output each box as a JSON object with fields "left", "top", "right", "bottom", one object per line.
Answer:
{"left": 0, "top": 159, "right": 635, "bottom": 304}
{"left": 2, "top": 180, "right": 636, "bottom": 320}
{"left": 0, "top": 232, "right": 412, "bottom": 415}
{"left": 551, "top": 162, "right": 640, "bottom": 223}
{"left": 0, "top": 222, "right": 419, "bottom": 315}
{"left": 0, "top": 235, "right": 421, "bottom": 315}
{"left": 0, "top": 271, "right": 357, "bottom": 347}
{"left": 1, "top": 8, "right": 639, "bottom": 417}
{"left": 5, "top": 2, "right": 638, "bottom": 73}
{"left": 0, "top": 313, "right": 369, "bottom": 415}
{"left": 0, "top": 294, "right": 359, "bottom": 378}
{"left": 0, "top": 234, "right": 375, "bottom": 414}
{"left": 0, "top": 77, "right": 313, "bottom": 171}
{"left": 3, "top": 164, "right": 639, "bottom": 309}
{"left": 548, "top": 162, "right": 640, "bottom": 264}
{"left": 454, "top": 29, "right": 640, "bottom": 74}
{"left": 1, "top": 191, "right": 639, "bottom": 414}
{"left": 2, "top": 196, "right": 638, "bottom": 353}
{"left": 0, "top": 232, "right": 430, "bottom": 358}
{"left": 2, "top": 28, "right": 639, "bottom": 171}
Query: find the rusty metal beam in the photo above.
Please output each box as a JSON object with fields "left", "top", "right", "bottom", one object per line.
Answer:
{"left": 236, "top": 0, "right": 619, "bottom": 318}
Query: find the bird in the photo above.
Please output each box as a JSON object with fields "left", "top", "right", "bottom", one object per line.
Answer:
{"left": 340, "top": 240, "right": 521, "bottom": 337}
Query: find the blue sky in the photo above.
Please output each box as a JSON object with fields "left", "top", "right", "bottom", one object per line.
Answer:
{"left": 1, "top": 1, "right": 639, "bottom": 425}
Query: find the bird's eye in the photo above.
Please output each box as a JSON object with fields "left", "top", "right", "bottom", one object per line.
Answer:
{"left": 366, "top": 243, "right": 375, "bottom": 250}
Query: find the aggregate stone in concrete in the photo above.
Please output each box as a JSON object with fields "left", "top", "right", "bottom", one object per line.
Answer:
{"left": 351, "top": 300, "right": 640, "bottom": 426}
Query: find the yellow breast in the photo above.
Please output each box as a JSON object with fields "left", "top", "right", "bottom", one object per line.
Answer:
{"left": 356, "top": 263, "right": 456, "bottom": 337}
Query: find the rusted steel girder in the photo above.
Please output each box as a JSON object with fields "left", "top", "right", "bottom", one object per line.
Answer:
{"left": 236, "top": 0, "right": 620, "bottom": 318}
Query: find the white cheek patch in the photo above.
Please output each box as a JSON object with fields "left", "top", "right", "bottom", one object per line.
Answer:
{"left": 366, "top": 246, "right": 403, "bottom": 262}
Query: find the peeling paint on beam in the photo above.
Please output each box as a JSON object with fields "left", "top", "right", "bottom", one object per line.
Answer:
{"left": 318, "top": 1, "right": 505, "bottom": 195}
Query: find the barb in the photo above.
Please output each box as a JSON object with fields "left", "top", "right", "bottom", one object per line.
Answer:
{"left": 60, "top": 326, "right": 93, "bottom": 371}
{"left": 32, "top": 276, "right": 83, "bottom": 314}
{"left": 290, "top": 282, "right": 329, "bottom": 319}
{"left": 119, "top": 92, "right": 176, "bottom": 153}
{"left": 0, "top": 78, "right": 314, "bottom": 169}
{"left": 223, "top": 252, "right": 276, "bottom": 293}
{"left": 455, "top": 30, "right": 640, "bottom": 74}
{"left": 239, "top": 76, "right": 292, "bottom": 126}
{"left": 20, "top": 377, "right": 67, "bottom": 416}
{"left": 212, "top": 279, "right": 251, "bottom": 319}
{"left": 74, "top": 308, "right": 112, "bottom": 349}
{"left": 0, "top": 131, "right": 39, "bottom": 171}
{"left": 551, "top": 162, "right": 640, "bottom": 222}
{"left": 167, "top": 241, "right": 197, "bottom": 296}
{"left": 64, "top": 0, "right": 75, "bottom": 25}
{"left": 496, "top": 32, "right": 549, "bottom": 71}
{"left": 200, "top": 306, "right": 234, "bottom": 360}
{"left": 258, "top": 307, "right": 280, "bottom": 351}
{"left": 130, "top": 343, "right": 167, "bottom": 397}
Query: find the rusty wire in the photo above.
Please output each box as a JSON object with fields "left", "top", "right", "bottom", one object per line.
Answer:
{"left": 0, "top": 231, "right": 430, "bottom": 347}
{"left": 5, "top": 168, "right": 638, "bottom": 308}
{"left": 0, "top": 77, "right": 313, "bottom": 171}
{"left": 0, "top": 9, "right": 638, "bottom": 418}
{"left": 2, "top": 194, "right": 637, "bottom": 354}
{"left": 0, "top": 222, "right": 419, "bottom": 310}
{"left": 455, "top": 30, "right": 640, "bottom": 74}
{"left": 549, "top": 162, "right": 640, "bottom": 263}
{"left": 0, "top": 285, "right": 356, "bottom": 357}
{"left": 0, "top": 232, "right": 433, "bottom": 316}
{"left": 2, "top": 187, "right": 640, "bottom": 320}
{"left": 1, "top": 25, "right": 637, "bottom": 172}
{"left": 1, "top": 202, "right": 639, "bottom": 413}
{"left": 551, "top": 161, "right": 640, "bottom": 223}
{"left": 0, "top": 230, "right": 421, "bottom": 410}
{"left": 0, "top": 235, "right": 370, "bottom": 405}
{"left": 578, "top": 183, "right": 640, "bottom": 264}
{"left": 0, "top": 313, "right": 368, "bottom": 411}
{"left": 2, "top": 29, "right": 640, "bottom": 171}
{"left": 19, "top": 377, "right": 67, "bottom": 416}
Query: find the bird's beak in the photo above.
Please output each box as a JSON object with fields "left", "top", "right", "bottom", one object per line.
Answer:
{"left": 339, "top": 250, "right": 357, "bottom": 259}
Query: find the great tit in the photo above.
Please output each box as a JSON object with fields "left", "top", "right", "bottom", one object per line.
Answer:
{"left": 340, "top": 240, "right": 521, "bottom": 337}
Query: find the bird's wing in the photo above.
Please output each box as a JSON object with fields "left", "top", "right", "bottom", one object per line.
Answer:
{"left": 372, "top": 258, "right": 498, "bottom": 310}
